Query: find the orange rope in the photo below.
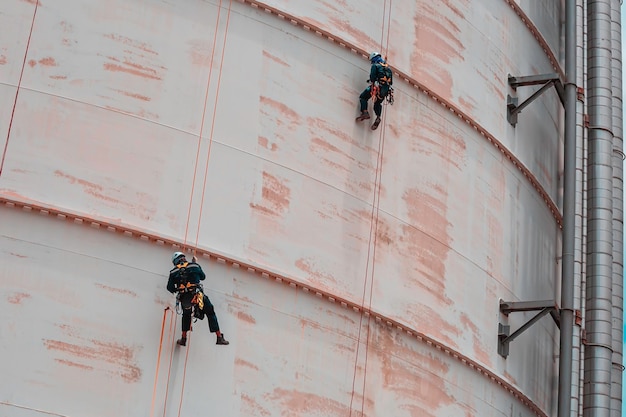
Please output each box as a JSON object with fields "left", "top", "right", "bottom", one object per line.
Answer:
{"left": 177, "top": 2, "right": 233, "bottom": 415}
{"left": 176, "top": 332, "right": 193, "bottom": 417}
{"left": 150, "top": 307, "right": 172, "bottom": 417}
{"left": 183, "top": 0, "right": 225, "bottom": 250}
{"left": 194, "top": 0, "right": 233, "bottom": 249}
{"left": 161, "top": 310, "right": 178, "bottom": 417}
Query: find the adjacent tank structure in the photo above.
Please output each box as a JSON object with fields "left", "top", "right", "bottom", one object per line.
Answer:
{"left": 0, "top": 0, "right": 622, "bottom": 416}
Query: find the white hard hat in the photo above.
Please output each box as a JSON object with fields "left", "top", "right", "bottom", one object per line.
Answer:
{"left": 369, "top": 51, "right": 381, "bottom": 61}
{"left": 172, "top": 251, "right": 186, "bottom": 265}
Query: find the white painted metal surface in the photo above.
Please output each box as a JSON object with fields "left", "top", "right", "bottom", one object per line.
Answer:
{"left": 0, "top": 0, "right": 563, "bottom": 416}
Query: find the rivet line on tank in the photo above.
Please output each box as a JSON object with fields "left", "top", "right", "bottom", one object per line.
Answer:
{"left": 0, "top": 196, "right": 547, "bottom": 416}
{"left": 237, "top": 0, "right": 564, "bottom": 229}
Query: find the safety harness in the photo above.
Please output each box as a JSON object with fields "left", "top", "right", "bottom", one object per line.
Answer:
{"left": 174, "top": 263, "right": 205, "bottom": 319}
{"left": 370, "top": 62, "right": 394, "bottom": 105}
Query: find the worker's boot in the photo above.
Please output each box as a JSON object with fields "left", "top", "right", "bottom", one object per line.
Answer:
{"left": 371, "top": 116, "right": 382, "bottom": 130}
{"left": 177, "top": 337, "right": 187, "bottom": 346}
{"left": 216, "top": 334, "right": 230, "bottom": 345}
{"left": 355, "top": 110, "right": 370, "bottom": 122}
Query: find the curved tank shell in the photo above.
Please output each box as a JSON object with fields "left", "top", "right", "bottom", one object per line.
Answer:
{"left": 0, "top": 0, "right": 564, "bottom": 416}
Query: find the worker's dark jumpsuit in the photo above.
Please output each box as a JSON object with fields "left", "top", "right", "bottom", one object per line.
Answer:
{"left": 359, "top": 61, "right": 391, "bottom": 117}
{"left": 167, "top": 262, "right": 221, "bottom": 333}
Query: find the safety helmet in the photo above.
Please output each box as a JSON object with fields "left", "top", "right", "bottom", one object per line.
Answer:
{"left": 172, "top": 251, "right": 186, "bottom": 265}
{"left": 369, "top": 51, "right": 381, "bottom": 62}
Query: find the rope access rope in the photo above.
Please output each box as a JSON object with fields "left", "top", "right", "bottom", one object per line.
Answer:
{"left": 161, "top": 311, "right": 177, "bottom": 417}
{"left": 349, "top": 2, "right": 392, "bottom": 415}
{"left": 0, "top": 2, "right": 39, "bottom": 177}
{"left": 150, "top": 307, "right": 172, "bottom": 417}
{"left": 182, "top": 0, "right": 226, "bottom": 252}
{"left": 177, "top": 2, "right": 233, "bottom": 416}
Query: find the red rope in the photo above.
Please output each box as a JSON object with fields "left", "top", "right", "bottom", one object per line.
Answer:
{"left": 0, "top": 1, "right": 39, "bottom": 177}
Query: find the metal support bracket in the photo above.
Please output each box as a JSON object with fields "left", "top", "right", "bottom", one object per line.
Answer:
{"left": 498, "top": 300, "right": 560, "bottom": 357}
{"left": 507, "top": 73, "right": 564, "bottom": 126}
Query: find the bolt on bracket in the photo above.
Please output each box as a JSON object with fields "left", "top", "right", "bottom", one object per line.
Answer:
{"left": 507, "top": 73, "right": 564, "bottom": 126}
{"left": 498, "top": 299, "right": 560, "bottom": 358}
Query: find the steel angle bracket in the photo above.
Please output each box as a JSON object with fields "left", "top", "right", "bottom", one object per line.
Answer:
{"left": 498, "top": 299, "right": 560, "bottom": 358}
{"left": 507, "top": 73, "right": 564, "bottom": 126}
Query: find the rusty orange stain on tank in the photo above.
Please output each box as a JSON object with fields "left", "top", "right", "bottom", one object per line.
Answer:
{"left": 55, "top": 359, "right": 94, "bottom": 370}
{"left": 54, "top": 170, "right": 104, "bottom": 192}
{"left": 268, "top": 388, "right": 353, "bottom": 416}
{"left": 237, "top": 311, "right": 257, "bottom": 324}
{"left": 309, "top": 137, "right": 359, "bottom": 170}
{"left": 258, "top": 136, "right": 278, "bottom": 151}
{"left": 295, "top": 258, "right": 338, "bottom": 290}
{"left": 43, "top": 339, "right": 142, "bottom": 383}
{"left": 250, "top": 172, "right": 291, "bottom": 217}
{"left": 307, "top": 117, "right": 375, "bottom": 153}
{"left": 53, "top": 171, "right": 156, "bottom": 220}
{"left": 0, "top": 55, "right": 6, "bottom": 65}
{"left": 235, "top": 358, "right": 259, "bottom": 371}
{"left": 411, "top": 4, "right": 465, "bottom": 100}
{"left": 259, "top": 96, "right": 300, "bottom": 124}
{"left": 377, "top": 326, "right": 455, "bottom": 411}
{"left": 49, "top": 75, "right": 67, "bottom": 80}
{"left": 407, "top": 305, "right": 459, "bottom": 346}
{"left": 9, "top": 252, "right": 27, "bottom": 258}
{"left": 403, "top": 186, "right": 451, "bottom": 248}
{"left": 459, "top": 313, "right": 492, "bottom": 367}
{"left": 241, "top": 393, "right": 271, "bottom": 417}
{"left": 95, "top": 283, "right": 138, "bottom": 297}
{"left": 7, "top": 292, "right": 31, "bottom": 304}
{"left": 112, "top": 89, "right": 151, "bottom": 101}
{"left": 103, "top": 33, "right": 158, "bottom": 55}
{"left": 327, "top": 16, "right": 377, "bottom": 51}
{"left": 262, "top": 50, "right": 289, "bottom": 67}
{"left": 39, "top": 57, "right": 58, "bottom": 66}
{"left": 187, "top": 39, "right": 211, "bottom": 66}
{"left": 103, "top": 61, "right": 162, "bottom": 81}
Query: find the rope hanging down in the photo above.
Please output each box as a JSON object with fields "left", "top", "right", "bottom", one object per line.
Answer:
{"left": 349, "top": 2, "right": 392, "bottom": 416}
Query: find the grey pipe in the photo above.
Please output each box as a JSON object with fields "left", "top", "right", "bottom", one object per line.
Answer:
{"left": 583, "top": 0, "right": 614, "bottom": 416}
{"left": 610, "top": 0, "right": 624, "bottom": 415}
{"left": 571, "top": 1, "right": 587, "bottom": 414}
{"left": 558, "top": 0, "right": 578, "bottom": 416}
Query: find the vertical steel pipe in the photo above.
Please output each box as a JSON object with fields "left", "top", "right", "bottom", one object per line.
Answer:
{"left": 558, "top": 1, "right": 578, "bottom": 416}
{"left": 583, "top": 0, "right": 615, "bottom": 416}
{"left": 609, "top": 0, "right": 624, "bottom": 415}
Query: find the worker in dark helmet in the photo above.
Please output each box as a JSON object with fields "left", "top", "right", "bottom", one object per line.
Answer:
{"left": 356, "top": 51, "right": 394, "bottom": 130}
{"left": 167, "top": 251, "right": 229, "bottom": 346}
